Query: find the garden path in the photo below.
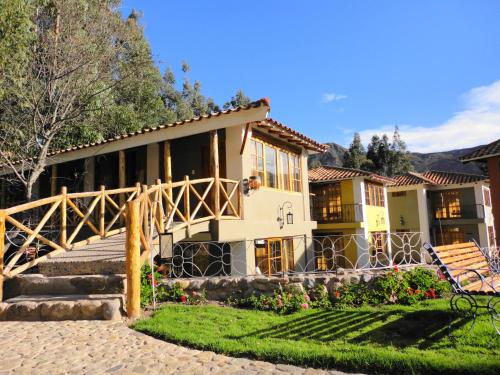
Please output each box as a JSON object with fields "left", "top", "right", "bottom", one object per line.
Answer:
{"left": 0, "top": 321, "right": 356, "bottom": 375}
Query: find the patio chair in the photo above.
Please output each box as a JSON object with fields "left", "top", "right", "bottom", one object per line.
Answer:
{"left": 422, "top": 242, "right": 499, "bottom": 335}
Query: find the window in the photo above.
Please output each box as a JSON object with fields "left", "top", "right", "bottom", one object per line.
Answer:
{"left": 434, "top": 190, "right": 461, "bottom": 219}
{"left": 254, "top": 238, "right": 294, "bottom": 275}
{"left": 484, "top": 187, "right": 492, "bottom": 207}
{"left": 314, "top": 234, "right": 345, "bottom": 270}
{"left": 279, "top": 151, "right": 290, "bottom": 190}
{"left": 435, "top": 227, "right": 465, "bottom": 246}
{"left": 265, "top": 145, "right": 278, "bottom": 188}
{"left": 488, "top": 226, "right": 496, "bottom": 249}
{"left": 365, "top": 182, "right": 385, "bottom": 207}
{"left": 391, "top": 191, "right": 407, "bottom": 198}
{"left": 250, "top": 137, "right": 301, "bottom": 191}
{"left": 369, "top": 231, "right": 388, "bottom": 254}
{"left": 250, "top": 139, "right": 265, "bottom": 183}
{"left": 311, "top": 183, "right": 342, "bottom": 223}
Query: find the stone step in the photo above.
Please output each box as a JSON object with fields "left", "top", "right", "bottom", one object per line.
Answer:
{"left": 0, "top": 294, "right": 124, "bottom": 321}
{"left": 3, "top": 274, "right": 126, "bottom": 300}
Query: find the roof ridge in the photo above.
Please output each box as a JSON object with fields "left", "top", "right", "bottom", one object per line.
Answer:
{"left": 426, "top": 169, "right": 488, "bottom": 179}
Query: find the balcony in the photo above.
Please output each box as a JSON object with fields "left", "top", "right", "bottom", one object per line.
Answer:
{"left": 312, "top": 203, "right": 364, "bottom": 224}
{"left": 432, "top": 204, "right": 485, "bottom": 221}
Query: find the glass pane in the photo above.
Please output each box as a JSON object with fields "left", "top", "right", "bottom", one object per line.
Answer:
{"left": 280, "top": 152, "right": 289, "bottom": 190}
{"left": 265, "top": 146, "right": 277, "bottom": 188}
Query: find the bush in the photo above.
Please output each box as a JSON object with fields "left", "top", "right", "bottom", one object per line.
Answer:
{"left": 140, "top": 265, "right": 208, "bottom": 307}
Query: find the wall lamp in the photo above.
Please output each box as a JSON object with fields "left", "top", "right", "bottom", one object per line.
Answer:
{"left": 277, "top": 201, "right": 293, "bottom": 229}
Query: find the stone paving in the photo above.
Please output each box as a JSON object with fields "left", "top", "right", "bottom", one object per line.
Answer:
{"left": 0, "top": 321, "right": 354, "bottom": 375}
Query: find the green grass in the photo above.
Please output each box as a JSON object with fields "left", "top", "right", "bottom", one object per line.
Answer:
{"left": 132, "top": 299, "right": 500, "bottom": 375}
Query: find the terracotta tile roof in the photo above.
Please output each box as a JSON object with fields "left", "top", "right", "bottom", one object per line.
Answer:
{"left": 308, "top": 166, "right": 393, "bottom": 184}
{"left": 460, "top": 139, "right": 500, "bottom": 162}
{"left": 391, "top": 170, "right": 488, "bottom": 187}
{"left": 258, "top": 119, "right": 329, "bottom": 153}
{"left": 44, "top": 98, "right": 271, "bottom": 159}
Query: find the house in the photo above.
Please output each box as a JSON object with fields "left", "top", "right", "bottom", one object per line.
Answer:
{"left": 308, "top": 166, "right": 393, "bottom": 269}
{"left": 0, "top": 98, "right": 327, "bottom": 277}
{"left": 461, "top": 138, "right": 500, "bottom": 247}
{"left": 387, "top": 171, "right": 495, "bottom": 249}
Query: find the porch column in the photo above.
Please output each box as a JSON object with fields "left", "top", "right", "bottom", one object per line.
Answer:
{"left": 210, "top": 130, "right": 220, "bottom": 219}
{"left": 146, "top": 143, "right": 160, "bottom": 185}
{"left": 50, "top": 165, "right": 58, "bottom": 197}
{"left": 163, "top": 140, "right": 173, "bottom": 201}
{"left": 83, "top": 157, "right": 95, "bottom": 192}
{"left": 118, "top": 150, "right": 126, "bottom": 208}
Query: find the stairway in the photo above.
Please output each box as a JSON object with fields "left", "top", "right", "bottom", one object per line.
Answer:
{"left": 0, "top": 236, "right": 127, "bottom": 321}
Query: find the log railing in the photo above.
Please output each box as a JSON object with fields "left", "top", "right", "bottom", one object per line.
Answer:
{"left": 0, "top": 177, "right": 241, "bottom": 279}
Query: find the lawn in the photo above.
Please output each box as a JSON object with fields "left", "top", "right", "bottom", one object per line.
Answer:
{"left": 132, "top": 299, "right": 500, "bottom": 375}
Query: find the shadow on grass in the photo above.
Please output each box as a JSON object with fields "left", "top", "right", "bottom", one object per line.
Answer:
{"left": 232, "top": 308, "right": 472, "bottom": 349}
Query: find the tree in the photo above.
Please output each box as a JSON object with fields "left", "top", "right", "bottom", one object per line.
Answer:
{"left": 343, "top": 133, "right": 367, "bottom": 169}
{"left": 0, "top": 0, "right": 162, "bottom": 200}
{"left": 223, "top": 89, "right": 251, "bottom": 109}
{"left": 388, "top": 126, "right": 412, "bottom": 176}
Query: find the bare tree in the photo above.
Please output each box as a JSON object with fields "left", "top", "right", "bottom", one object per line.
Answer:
{"left": 0, "top": 0, "right": 145, "bottom": 200}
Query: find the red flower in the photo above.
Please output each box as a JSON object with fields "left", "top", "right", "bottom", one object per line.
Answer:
{"left": 393, "top": 265, "right": 399, "bottom": 273}
{"left": 335, "top": 290, "right": 341, "bottom": 298}
{"left": 415, "top": 289, "right": 421, "bottom": 295}
{"left": 179, "top": 295, "right": 187, "bottom": 304}
{"left": 147, "top": 274, "right": 152, "bottom": 280}
{"left": 150, "top": 280, "right": 158, "bottom": 286}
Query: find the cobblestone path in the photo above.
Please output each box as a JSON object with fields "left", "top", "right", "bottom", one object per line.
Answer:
{"left": 0, "top": 321, "right": 356, "bottom": 375}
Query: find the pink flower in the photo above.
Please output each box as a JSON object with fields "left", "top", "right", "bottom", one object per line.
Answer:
{"left": 191, "top": 291, "right": 200, "bottom": 297}
{"left": 147, "top": 274, "right": 152, "bottom": 280}
{"left": 300, "top": 303, "right": 309, "bottom": 309}
{"left": 304, "top": 294, "right": 311, "bottom": 302}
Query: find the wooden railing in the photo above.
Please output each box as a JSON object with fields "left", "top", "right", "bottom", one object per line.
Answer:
{"left": 0, "top": 177, "right": 241, "bottom": 279}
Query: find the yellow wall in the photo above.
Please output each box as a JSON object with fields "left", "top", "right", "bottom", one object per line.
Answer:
{"left": 340, "top": 179, "right": 354, "bottom": 205}
{"left": 387, "top": 189, "right": 421, "bottom": 232}
{"left": 365, "top": 205, "right": 387, "bottom": 232}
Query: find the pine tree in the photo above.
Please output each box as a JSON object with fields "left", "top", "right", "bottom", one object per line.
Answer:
{"left": 388, "top": 126, "right": 412, "bottom": 176}
{"left": 223, "top": 89, "right": 251, "bottom": 109}
{"left": 343, "top": 133, "right": 367, "bottom": 169}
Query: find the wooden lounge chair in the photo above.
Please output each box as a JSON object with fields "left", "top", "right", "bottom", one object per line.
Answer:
{"left": 423, "top": 242, "right": 499, "bottom": 334}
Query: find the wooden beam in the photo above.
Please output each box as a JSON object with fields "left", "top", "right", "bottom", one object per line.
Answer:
{"left": 163, "top": 141, "right": 172, "bottom": 201}
{"left": 60, "top": 186, "right": 67, "bottom": 248}
{"left": 50, "top": 165, "right": 58, "bottom": 197}
{"left": 239, "top": 123, "right": 251, "bottom": 155}
{"left": 118, "top": 150, "right": 126, "bottom": 210}
{"left": 210, "top": 130, "right": 220, "bottom": 219}
{"left": 125, "top": 200, "right": 141, "bottom": 318}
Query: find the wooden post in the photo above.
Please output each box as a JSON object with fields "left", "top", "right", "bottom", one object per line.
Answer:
{"left": 0, "top": 211, "right": 5, "bottom": 301}
{"left": 125, "top": 200, "right": 141, "bottom": 318}
{"left": 60, "top": 186, "right": 67, "bottom": 248}
{"left": 163, "top": 141, "right": 172, "bottom": 201}
{"left": 50, "top": 165, "right": 58, "bottom": 197}
{"left": 142, "top": 184, "right": 149, "bottom": 238}
{"left": 156, "top": 179, "right": 165, "bottom": 233}
{"left": 99, "top": 185, "right": 105, "bottom": 237}
{"left": 210, "top": 130, "right": 220, "bottom": 219}
{"left": 184, "top": 175, "right": 190, "bottom": 236}
{"left": 118, "top": 150, "right": 126, "bottom": 207}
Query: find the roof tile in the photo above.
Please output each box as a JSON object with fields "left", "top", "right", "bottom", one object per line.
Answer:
{"left": 460, "top": 139, "right": 500, "bottom": 162}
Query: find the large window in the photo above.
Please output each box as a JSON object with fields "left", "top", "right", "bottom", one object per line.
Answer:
{"left": 365, "top": 182, "right": 385, "bottom": 207}
{"left": 434, "top": 190, "right": 461, "bottom": 219}
{"left": 255, "top": 238, "right": 294, "bottom": 275}
{"left": 484, "top": 187, "right": 492, "bottom": 207}
{"left": 311, "top": 183, "right": 342, "bottom": 223}
{"left": 250, "top": 137, "right": 301, "bottom": 192}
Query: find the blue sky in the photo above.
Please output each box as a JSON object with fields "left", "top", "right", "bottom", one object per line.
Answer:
{"left": 120, "top": 1, "right": 500, "bottom": 152}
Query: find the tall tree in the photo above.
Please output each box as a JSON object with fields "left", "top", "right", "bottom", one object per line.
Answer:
{"left": 0, "top": 0, "right": 162, "bottom": 200}
{"left": 388, "top": 126, "right": 412, "bottom": 176}
{"left": 223, "top": 89, "right": 251, "bottom": 109}
{"left": 343, "top": 133, "right": 367, "bottom": 169}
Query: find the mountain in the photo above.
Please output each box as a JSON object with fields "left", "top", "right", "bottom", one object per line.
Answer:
{"left": 308, "top": 143, "right": 486, "bottom": 175}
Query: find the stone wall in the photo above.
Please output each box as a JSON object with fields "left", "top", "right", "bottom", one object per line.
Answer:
{"left": 159, "top": 265, "right": 430, "bottom": 301}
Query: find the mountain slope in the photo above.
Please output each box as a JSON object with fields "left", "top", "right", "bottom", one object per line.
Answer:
{"left": 308, "top": 143, "right": 486, "bottom": 175}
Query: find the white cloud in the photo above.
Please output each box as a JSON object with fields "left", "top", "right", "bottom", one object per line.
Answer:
{"left": 322, "top": 92, "right": 347, "bottom": 103}
{"left": 357, "top": 81, "right": 500, "bottom": 153}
